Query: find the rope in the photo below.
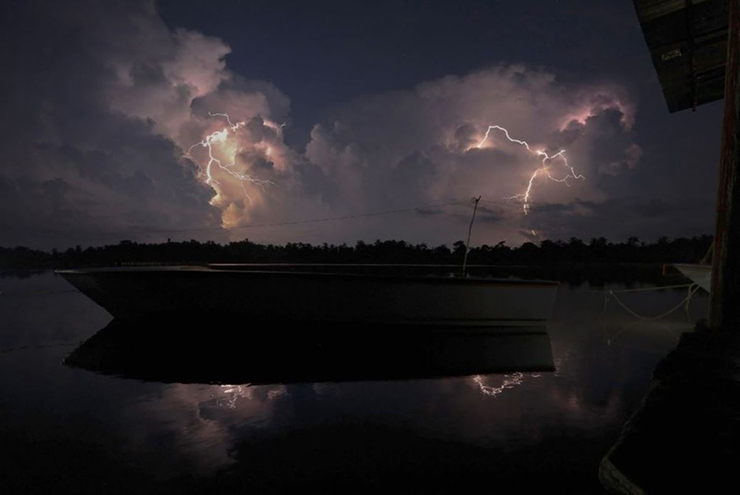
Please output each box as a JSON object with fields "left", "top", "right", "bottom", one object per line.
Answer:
{"left": 700, "top": 240, "right": 714, "bottom": 265}
{"left": 0, "top": 289, "right": 80, "bottom": 297}
{"left": 0, "top": 341, "right": 84, "bottom": 355}
{"left": 592, "top": 283, "right": 695, "bottom": 294}
{"left": 603, "top": 283, "right": 701, "bottom": 321}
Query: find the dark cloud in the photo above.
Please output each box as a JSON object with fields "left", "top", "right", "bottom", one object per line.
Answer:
{"left": 0, "top": 1, "right": 229, "bottom": 248}
{"left": 525, "top": 196, "right": 711, "bottom": 242}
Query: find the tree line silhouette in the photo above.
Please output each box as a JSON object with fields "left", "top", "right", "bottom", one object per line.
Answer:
{"left": 0, "top": 235, "right": 713, "bottom": 269}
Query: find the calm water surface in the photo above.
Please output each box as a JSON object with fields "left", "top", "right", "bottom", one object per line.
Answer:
{"left": 0, "top": 271, "right": 708, "bottom": 494}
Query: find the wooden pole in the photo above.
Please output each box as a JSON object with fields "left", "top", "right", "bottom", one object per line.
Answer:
{"left": 709, "top": 0, "right": 740, "bottom": 330}
{"left": 462, "top": 196, "right": 481, "bottom": 276}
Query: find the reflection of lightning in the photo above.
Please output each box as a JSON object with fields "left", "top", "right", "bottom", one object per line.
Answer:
{"left": 217, "top": 384, "right": 252, "bottom": 409}
{"left": 187, "top": 112, "right": 276, "bottom": 204}
{"left": 474, "top": 125, "right": 584, "bottom": 215}
{"left": 473, "top": 373, "right": 524, "bottom": 397}
{"left": 216, "top": 384, "right": 287, "bottom": 409}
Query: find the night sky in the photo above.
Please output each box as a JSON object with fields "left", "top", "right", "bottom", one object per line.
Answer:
{"left": 0, "top": 0, "right": 724, "bottom": 249}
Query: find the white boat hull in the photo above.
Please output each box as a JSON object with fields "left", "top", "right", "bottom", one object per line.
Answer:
{"left": 674, "top": 263, "right": 712, "bottom": 293}
{"left": 58, "top": 266, "right": 559, "bottom": 329}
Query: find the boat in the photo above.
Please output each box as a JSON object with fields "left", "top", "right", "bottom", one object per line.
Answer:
{"left": 57, "top": 264, "right": 559, "bottom": 330}
{"left": 673, "top": 263, "right": 712, "bottom": 293}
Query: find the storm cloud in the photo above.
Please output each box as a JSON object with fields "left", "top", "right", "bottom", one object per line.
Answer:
{"left": 0, "top": 0, "right": 719, "bottom": 249}
{"left": 303, "top": 67, "right": 640, "bottom": 244}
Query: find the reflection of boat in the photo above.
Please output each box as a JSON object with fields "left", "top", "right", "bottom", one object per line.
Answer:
{"left": 64, "top": 319, "right": 555, "bottom": 385}
{"left": 57, "top": 265, "right": 559, "bottom": 329}
{"left": 673, "top": 263, "right": 712, "bottom": 293}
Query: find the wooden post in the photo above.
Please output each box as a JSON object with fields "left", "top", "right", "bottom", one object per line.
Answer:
{"left": 709, "top": 0, "right": 740, "bottom": 330}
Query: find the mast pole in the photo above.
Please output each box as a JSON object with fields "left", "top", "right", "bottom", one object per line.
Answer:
{"left": 462, "top": 196, "right": 482, "bottom": 276}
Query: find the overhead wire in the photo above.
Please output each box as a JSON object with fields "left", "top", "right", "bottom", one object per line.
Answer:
{"left": 13, "top": 195, "right": 573, "bottom": 244}
{"left": 136, "top": 199, "right": 473, "bottom": 234}
{"left": 21, "top": 198, "right": 489, "bottom": 242}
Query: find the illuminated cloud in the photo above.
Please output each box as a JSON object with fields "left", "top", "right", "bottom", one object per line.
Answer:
{"left": 304, "top": 66, "right": 641, "bottom": 244}
{"left": 95, "top": 3, "right": 297, "bottom": 229}
{"left": 0, "top": 0, "right": 654, "bottom": 248}
{"left": 0, "top": 0, "right": 300, "bottom": 246}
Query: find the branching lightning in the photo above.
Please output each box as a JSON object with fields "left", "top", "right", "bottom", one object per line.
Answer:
{"left": 474, "top": 125, "right": 584, "bottom": 215}
{"left": 187, "top": 112, "right": 276, "bottom": 205}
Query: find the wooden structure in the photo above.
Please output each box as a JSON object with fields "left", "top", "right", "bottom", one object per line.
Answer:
{"left": 600, "top": 6, "right": 740, "bottom": 494}
{"left": 634, "top": 0, "right": 739, "bottom": 330}
{"left": 635, "top": 0, "right": 728, "bottom": 112}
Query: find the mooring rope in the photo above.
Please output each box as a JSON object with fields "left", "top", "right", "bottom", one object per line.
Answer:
{"left": 0, "top": 289, "right": 80, "bottom": 297}
{"left": 0, "top": 341, "right": 84, "bottom": 355}
{"left": 592, "top": 283, "right": 697, "bottom": 294}
{"left": 602, "top": 283, "right": 701, "bottom": 321}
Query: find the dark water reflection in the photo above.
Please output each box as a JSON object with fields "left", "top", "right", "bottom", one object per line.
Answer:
{"left": 0, "top": 271, "right": 708, "bottom": 494}
{"left": 64, "top": 319, "right": 555, "bottom": 385}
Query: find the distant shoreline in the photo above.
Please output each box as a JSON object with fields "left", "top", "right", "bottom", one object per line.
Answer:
{"left": 0, "top": 235, "right": 711, "bottom": 286}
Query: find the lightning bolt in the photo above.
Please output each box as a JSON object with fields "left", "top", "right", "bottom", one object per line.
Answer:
{"left": 474, "top": 125, "right": 584, "bottom": 215}
{"left": 187, "top": 112, "right": 276, "bottom": 205}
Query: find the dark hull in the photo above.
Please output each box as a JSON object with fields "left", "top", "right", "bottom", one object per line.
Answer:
{"left": 64, "top": 319, "right": 555, "bottom": 385}
{"left": 58, "top": 266, "right": 559, "bottom": 328}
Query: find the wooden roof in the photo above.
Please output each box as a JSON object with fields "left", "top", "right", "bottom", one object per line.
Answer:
{"left": 634, "top": 0, "right": 728, "bottom": 112}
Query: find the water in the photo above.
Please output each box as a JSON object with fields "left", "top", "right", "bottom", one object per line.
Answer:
{"left": 0, "top": 271, "right": 708, "bottom": 494}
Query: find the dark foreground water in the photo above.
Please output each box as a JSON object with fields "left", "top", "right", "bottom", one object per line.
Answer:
{"left": 0, "top": 271, "right": 708, "bottom": 494}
